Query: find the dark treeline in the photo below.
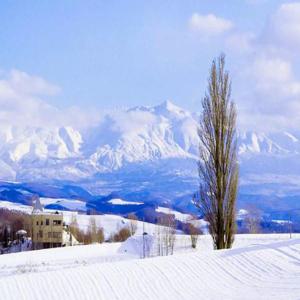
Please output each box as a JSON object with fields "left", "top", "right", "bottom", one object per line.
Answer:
{"left": 0, "top": 209, "right": 31, "bottom": 247}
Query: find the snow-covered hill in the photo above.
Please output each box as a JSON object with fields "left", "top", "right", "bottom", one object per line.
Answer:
{"left": 0, "top": 100, "right": 299, "bottom": 181}
{"left": 0, "top": 234, "right": 300, "bottom": 300}
{"left": 0, "top": 100, "right": 300, "bottom": 206}
{"left": 80, "top": 100, "right": 199, "bottom": 173}
{"left": 0, "top": 126, "right": 82, "bottom": 162}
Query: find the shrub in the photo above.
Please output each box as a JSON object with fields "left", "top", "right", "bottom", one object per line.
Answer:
{"left": 112, "top": 227, "right": 131, "bottom": 242}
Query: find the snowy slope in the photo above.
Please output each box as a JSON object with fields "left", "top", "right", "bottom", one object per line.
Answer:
{"left": 0, "top": 200, "right": 159, "bottom": 238}
{"left": 156, "top": 206, "right": 192, "bottom": 221}
{"left": 40, "top": 197, "right": 87, "bottom": 211}
{"left": 0, "top": 101, "right": 299, "bottom": 205}
{"left": 108, "top": 198, "right": 144, "bottom": 205}
{"left": 0, "top": 234, "right": 300, "bottom": 300}
{"left": 0, "top": 100, "right": 299, "bottom": 181}
{"left": 81, "top": 100, "right": 199, "bottom": 172}
{"left": 0, "top": 126, "right": 82, "bottom": 163}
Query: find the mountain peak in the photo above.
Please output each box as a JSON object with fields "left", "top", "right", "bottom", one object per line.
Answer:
{"left": 0, "top": 102, "right": 299, "bottom": 182}
{"left": 154, "top": 100, "right": 188, "bottom": 118}
{"left": 157, "top": 100, "right": 180, "bottom": 110}
{"left": 127, "top": 100, "right": 188, "bottom": 118}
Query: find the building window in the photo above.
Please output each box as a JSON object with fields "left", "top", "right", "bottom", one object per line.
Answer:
{"left": 53, "top": 220, "right": 62, "bottom": 225}
{"left": 36, "top": 221, "right": 39, "bottom": 225}
{"left": 41, "top": 221, "right": 43, "bottom": 226}
{"left": 48, "top": 232, "right": 52, "bottom": 238}
{"left": 52, "top": 232, "right": 62, "bottom": 238}
{"left": 46, "top": 219, "right": 49, "bottom": 226}
{"left": 39, "top": 230, "right": 43, "bottom": 238}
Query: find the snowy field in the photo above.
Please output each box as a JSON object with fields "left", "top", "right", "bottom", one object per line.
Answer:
{"left": 0, "top": 200, "right": 161, "bottom": 239}
{"left": 0, "top": 234, "right": 300, "bottom": 300}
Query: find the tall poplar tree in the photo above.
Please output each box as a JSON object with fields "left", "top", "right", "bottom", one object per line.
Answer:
{"left": 196, "top": 54, "right": 238, "bottom": 249}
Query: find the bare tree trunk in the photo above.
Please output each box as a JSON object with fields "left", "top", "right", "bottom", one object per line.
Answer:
{"left": 156, "top": 224, "right": 161, "bottom": 256}
{"left": 195, "top": 54, "right": 239, "bottom": 250}
{"left": 243, "top": 205, "right": 261, "bottom": 234}
{"left": 157, "top": 213, "right": 176, "bottom": 256}
{"left": 128, "top": 213, "right": 138, "bottom": 236}
{"left": 89, "top": 217, "right": 95, "bottom": 243}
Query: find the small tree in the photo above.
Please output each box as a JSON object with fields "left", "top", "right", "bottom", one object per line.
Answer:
{"left": 157, "top": 213, "right": 176, "bottom": 255}
{"left": 96, "top": 227, "right": 105, "bottom": 243}
{"left": 113, "top": 227, "right": 131, "bottom": 242}
{"left": 195, "top": 54, "right": 239, "bottom": 250}
{"left": 168, "top": 215, "right": 176, "bottom": 255}
{"left": 244, "top": 206, "right": 261, "bottom": 234}
{"left": 128, "top": 213, "right": 138, "bottom": 236}
{"left": 188, "top": 223, "right": 201, "bottom": 249}
{"left": 155, "top": 223, "right": 162, "bottom": 256}
{"left": 89, "top": 217, "right": 98, "bottom": 243}
{"left": 81, "top": 217, "right": 105, "bottom": 244}
{"left": 69, "top": 214, "right": 80, "bottom": 239}
{"left": 69, "top": 214, "right": 88, "bottom": 244}
{"left": 182, "top": 216, "right": 202, "bottom": 249}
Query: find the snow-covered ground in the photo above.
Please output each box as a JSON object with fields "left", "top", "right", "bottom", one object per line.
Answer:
{"left": 0, "top": 200, "right": 208, "bottom": 238}
{"left": 63, "top": 212, "right": 160, "bottom": 239}
{"left": 0, "top": 200, "right": 162, "bottom": 239}
{"left": 156, "top": 206, "right": 191, "bottom": 221}
{"left": 0, "top": 234, "right": 300, "bottom": 300}
{"left": 40, "top": 197, "right": 87, "bottom": 211}
{"left": 108, "top": 198, "right": 144, "bottom": 205}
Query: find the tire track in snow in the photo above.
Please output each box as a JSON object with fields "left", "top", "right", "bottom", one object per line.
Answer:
{"left": 1, "top": 238, "right": 300, "bottom": 299}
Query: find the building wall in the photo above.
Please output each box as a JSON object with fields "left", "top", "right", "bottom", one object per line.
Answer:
{"left": 31, "top": 213, "right": 63, "bottom": 247}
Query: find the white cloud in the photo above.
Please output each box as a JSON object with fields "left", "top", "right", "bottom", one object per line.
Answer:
{"left": 8, "top": 70, "right": 60, "bottom": 96}
{"left": 256, "top": 57, "right": 292, "bottom": 81}
{"left": 189, "top": 13, "right": 233, "bottom": 36}
{"left": 210, "top": 2, "right": 300, "bottom": 132}
{"left": 236, "top": 56, "right": 300, "bottom": 131}
{"left": 225, "top": 32, "right": 255, "bottom": 54}
{"left": 0, "top": 70, "right": 100, "bottom": 130}
{"left": 266, "top": 2, "right": 300, "bottom": 49}
{"left": 253, "top": 57, "right": 300, "bottom": 100}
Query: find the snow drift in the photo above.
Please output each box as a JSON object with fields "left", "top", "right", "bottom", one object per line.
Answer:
{"left": 0, "top": 235, "right": 300, "bottom": 300}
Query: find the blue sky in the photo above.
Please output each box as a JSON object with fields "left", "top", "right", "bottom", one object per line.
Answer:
{"left": 0, "top": 1, "right": 300, "bottom": 131}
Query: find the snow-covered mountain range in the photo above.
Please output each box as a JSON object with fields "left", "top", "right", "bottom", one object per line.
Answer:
{"left": 0, "top": 100, "right": 300, "bottom": 204}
